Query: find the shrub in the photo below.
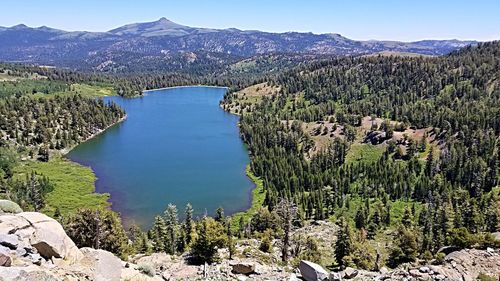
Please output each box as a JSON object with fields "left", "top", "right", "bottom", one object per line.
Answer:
{"left": 477, "top": 273, "right": 497, "bottom": 281}
{"left": 191, "top": 217, "right": 227, "bottom": 263}
{"left": 137, "top": 264, "right": 155, "bottom": 277}
{"left": 65, "top": 208, "right": 129, "bottom": 257}
{"left": 251, "top": 207, "right": 280, "bottom": 234}
{"left": 0, "top": 199, "right": 22, "bottom": 214}
{"left": 433, "top": 252, "right": 446, "bottom": 265}
{"left": 259, "top": 229, "right": 274, "bottom": 253}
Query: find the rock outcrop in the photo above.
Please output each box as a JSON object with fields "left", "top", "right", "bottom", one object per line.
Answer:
{"left": 0, "top": 212, "right": 82, "bottom": 262}
{"left": 299, "top": 260, "right": 329, "bottom": 281}
{"left": 0, "top": 206, "right": 164, "bottom": 281}
{"left": 0, "top": 202, "right": 498, "bottom": 281}
{"left": 230, "top": 260, "right": 256, "bottom": 275}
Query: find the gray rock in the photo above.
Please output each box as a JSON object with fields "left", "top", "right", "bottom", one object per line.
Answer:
{"left": 419, "top": 266, "right": 430, "bottom": 273}
{"left": 341, "top": 267, "right": 358, "bottom": 279}
{"left": 329, "top": 272, "right": 342, "bottom": 281}
{"left": 0, "top": 252, "right": 12, "bottom": 267}
{"left": 379, "top": 267, "right": 389, "bottom": 275}
{"left": 434, "top": 274, "right": 445, "bottom": 280}
{"left": 486, "top": 247, "right": 494, "bottom": 254}
{"left": 15, "top": 212, "right": 82, "bottom": 262}
{"left": 409, "top": 269, "right": 423, "bottom": 277}
{"left": 81, "top": 247, "right": 123, "bottom": 281}
{"left": 27, "top": 253, "right": 43, "bottom": 265}
{"left": 15, "top": 247, "right": 27, "bottom": 257}
{"left": 230, "top": 261, "right": 255, "bottom": 275}
{"left": 299, "top": 260, "right": 329, "bottom": 281}
{"left": 162, "top": 271, "right": 171, "bottom": 280}
{"left": 289, "top": 273, "right": 300, "bottom": 281}
{"left": 0, "top": 234, "right": 19, "bottom": 250}
{"left": 0, "top": 266, "right": 58, "bottom": 281}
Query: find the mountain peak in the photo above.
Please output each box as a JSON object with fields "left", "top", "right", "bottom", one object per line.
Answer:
{"left": 11, "top": 24, "right": 28, "bottom": 29}
{"left": 157, "top": 17, "right": 172, "bottom": 23}
{"left": 108, "top": 17, "right": 194, "bottom": 37}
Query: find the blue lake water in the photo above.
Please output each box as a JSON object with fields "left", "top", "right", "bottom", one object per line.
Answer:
{"left": 66, "top": 86, "right": 254, "bottom": 228}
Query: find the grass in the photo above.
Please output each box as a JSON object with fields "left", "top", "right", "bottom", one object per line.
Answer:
{"left": 346, "top": 143, "right": 386, "bottom": 164}
{"left": 32, "top": 83, "right": 116, "bottom": 98}
{"left": 230, "top": 165, "right": 266, "bottom": 231}
{"left": 329, "top": 195, "right": 423, "bottom": 228}
{"left": 13, "top": 156, "right": 109, "bottom": 217}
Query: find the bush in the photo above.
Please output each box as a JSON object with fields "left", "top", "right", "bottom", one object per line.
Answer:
{"left": 447, "top": 227, "right": 474, "bottom": 248}
{"left": 251, "top": 207, "right": 280, "bottom": 233}
{"left": 0, "top": 200, "right": 22, "bottom": 214}
{"left": 191, "top": 217, "right": 227, "bottom": 263}
{"left": 65, "top": 208, "right": 129, "bottom": 257}
{"left": 137, "top": 264, "right": 155, "bottom": 277}
{"left": 259, "top": 229, "right": 273, "bottom": 253}
{"left": 433, "top": 252, "right": 446, "bottom": 265}
{"left": 388, "top": 226, "right": 418, "bottom": 267}
{"left": 477, "top": 273, "right": 497, "bottom": 281}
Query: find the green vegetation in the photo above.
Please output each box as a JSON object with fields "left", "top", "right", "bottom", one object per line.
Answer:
{"left": 13, "top": 157, "right": 109, "bottom": 216}
{"left": 65, "top": 208, "right": 128, "bottom": 257}
{"left": 230, "top": 165, "right": 266, "bottom": 230}
{"left": 223, "top": 41, "right": 500, "bottom": 268}
{"left": 345, "top": 143, "right": 386, "bottom": 163}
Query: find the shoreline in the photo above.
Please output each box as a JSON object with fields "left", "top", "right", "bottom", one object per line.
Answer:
{"left": 58, "top": 85, "right": 260, "bottom": 228}
{"left": 61, "top": 115, "right": 127, "bottom": 156}
{"left": 143, "top": 85, "right": 229, "bottom": 93}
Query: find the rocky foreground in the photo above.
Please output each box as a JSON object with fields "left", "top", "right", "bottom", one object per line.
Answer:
{"left": 0, "top": 200, "right": 499, "bottom": 281}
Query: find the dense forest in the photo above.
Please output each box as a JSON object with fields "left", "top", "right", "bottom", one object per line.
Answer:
{"left": 0, "top": 42, "right": 499, "bottom": 271}
{"left": 221, "top": 41, "right": 500, "bottom": 268}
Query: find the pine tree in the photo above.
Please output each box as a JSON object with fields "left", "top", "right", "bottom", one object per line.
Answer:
{"left": 184, "top": 203, "right": 194, "bottom": 246}
{"left": 150, "top": 215, "right": 168, "bottom": 252}
{"left": 215, "top": 207, "right": 225, "bottom": 222}
{"left": 164, "top": 204, "right": 178, "bottom": 255}
{"left": 191, "top": 217, "right": 227, "bottom": 263}
{"left": 276, "top": 198, "right": 297, "bottom": 264}
{"left": 335, "top": 217, "right": 352, "bottom": 269}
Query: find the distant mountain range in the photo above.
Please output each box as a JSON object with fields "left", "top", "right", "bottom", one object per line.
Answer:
{"left": 0, "top": 18, "right": 478, "bottom": 72}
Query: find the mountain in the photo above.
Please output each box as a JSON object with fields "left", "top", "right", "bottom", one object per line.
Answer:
{"left": 0, "top": 18, "right": 478, "bottom": 72}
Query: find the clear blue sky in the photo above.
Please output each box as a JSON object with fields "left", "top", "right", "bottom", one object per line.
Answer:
{"left": 1, "top": 0, "right": 499, "bottom": 41}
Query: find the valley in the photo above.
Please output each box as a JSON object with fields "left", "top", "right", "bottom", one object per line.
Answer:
{"left": 0, "top": 5, "right": 499, "bottom": 281}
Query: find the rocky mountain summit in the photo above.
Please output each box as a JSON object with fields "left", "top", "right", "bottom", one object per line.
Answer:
{"left": 0, "top": 200, "right": 498, "bottom": 280}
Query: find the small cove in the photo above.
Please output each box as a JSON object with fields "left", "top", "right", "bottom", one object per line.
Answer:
{"left": 66, "top": 86, "right": 254, "bottom": 228}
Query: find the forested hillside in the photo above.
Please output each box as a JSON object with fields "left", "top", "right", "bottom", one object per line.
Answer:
{"left": 223, "top": 41, "right": 500, "bottom": 267}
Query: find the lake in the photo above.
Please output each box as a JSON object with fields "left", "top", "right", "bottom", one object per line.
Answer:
{"left": 66, "top": 86, "right": 254, "bottom": 228}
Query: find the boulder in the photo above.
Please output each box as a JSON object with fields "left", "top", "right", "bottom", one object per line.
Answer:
{"left": 0, "top": 234, "right": 19, "bottom": 249}
{"left": 419, "top": 266, "right": 430, "bottom": 273}
{"left": 436, "top": 246, "right": 461, "bottom": 255}
{"left": 379, "top": 267, "right": 389, "bottom": 275}
{"left": 0, "top": 265, "right": 58, "bottom": 280}
{"left": 0, "top": 212, "right": 83, "bottom": 262}
{"left": 341, "top": 267, "right": 358, "bottom": 279}
{"left": 162, "top": 271, "right": 171, "bottom": 280}
{"left": 0, "top": 200, "right": 22, "bottom": 214}
{"left": 80, "top": 247, "right": 123, "bottom": 281}
{"left": 329, "top": 272, "right": 342, "bottom": 281}
{"left": 133, "top": 252, "right": 172, "bottom": 272}
{"left": 230, "top": 261, "right": 256, "bottom": 275}
{"left": 0, "top": 252, "right": 12, "bottom": 267}
{"left": 409, "top": 269, "right": 423, "bottom": 277}
{"left": 299, "top": 260, "right": 329, "bottom": 281}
